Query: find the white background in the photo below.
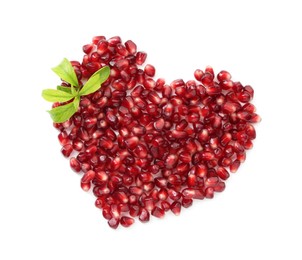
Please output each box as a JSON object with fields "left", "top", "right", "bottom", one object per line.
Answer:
{"left": 1, "top": 0, "right": 301, "bottom": 259}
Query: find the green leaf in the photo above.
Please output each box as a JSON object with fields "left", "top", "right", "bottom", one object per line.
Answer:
{"left": 57, "top": 85, "right": 72, "bottom": 94}
{"left": 71, "top": 85, "right": 76, "bottom": 95}
{"left": 42, "top": 89, "right": 75, "bottom": 102}
{"left": 52, "top": 58, "right": 79, "bottom": 87}
{"left": 48, "top": 101, "right": 77, "bottom": 123}
{"left": 73, "top": 95, "right": 80, "bottom": 110}
{"left": 79, "top": 66, "right": 110, "bottom": 96}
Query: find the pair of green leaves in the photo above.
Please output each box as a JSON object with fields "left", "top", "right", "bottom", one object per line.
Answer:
{"left": 42, "top": 58, "right": 110, "bottom": 123}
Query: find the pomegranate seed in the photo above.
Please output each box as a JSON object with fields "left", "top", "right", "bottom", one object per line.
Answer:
{"left": 217, "top": 70, "right": 231, "bottom": 82}
{"left": 217, "top": 167, "right": 230, "bottom": 180}
{"left": 161, "top": 201, "right": 171, "bottom": 211}
{"left": 144, "top": 64, "right": 156, "bottom": 77}
{"left": 139, "top": 208, "right": 150, "bottom": 222}
{"left": 120, "top": 216, "right": 135, "bottom": 227}
{"left": 194, "top": 69, "right": 204, "bottom": 81}
{"left": 125, "top": 40, "right": 137, "bottom": 54}
{"left": 182, "top": 188, "right": 204, "bottom": 199}
{"left": 151, "top": 207, "right": 165, "bottom": 218}
{"left": 230, "top": 159, "right": 241, "bottom": 173}
{"left": 108, "top": 218, "right": 119, "bottom": 229}
{"left": 171, "top": 201, "right": 181, "bottom": 215}
{"left": 61, "top": 144, "right": 73, "bottom": 157}
{"left": 70, "top": 157, "right": 81, "bottom": 172}
{"left": 182, "top": 198, "right": 193, "bottom": 208}
{"left": 136, "top": 52, "right": 147, "bottom": 65}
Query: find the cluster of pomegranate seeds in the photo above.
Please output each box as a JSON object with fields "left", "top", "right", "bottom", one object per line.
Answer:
{"left": 53, "top": 35, "right": 260, "bottom": 229}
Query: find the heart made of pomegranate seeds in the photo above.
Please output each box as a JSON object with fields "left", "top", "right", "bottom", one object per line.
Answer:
{"left": 50, "top": 35, "right": 260, "bottom": 229}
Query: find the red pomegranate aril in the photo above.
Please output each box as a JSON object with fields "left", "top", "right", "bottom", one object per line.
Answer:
{"left": 194, "top": 69, "right": 204, "bottom": 81}
{"left": 182, "top": 198, "right": 193, "bottom": 208}
{"left": 125, "top": 40, "right": 137, "bottom": 54}
{"left": 115, "top": 59, "right": 129, "bottom": 71}
{"left": 179, "top": 152, "right": 192, "bottom": 163}
{"left": 160, "top": 201, "right": 171, "bottom": 211}
{"left": 237, "top": 91, "right": 251, "bottom": 103}
{"left": 201, "top": 151, "right": 214, "bottom": 161}
{"left": 92, "top": 35, "right": 106, "bottom": 44}
{"left": 129, "top": 186, "right": 143, "bottom": 196}
{"left": 230, "top": 159, "right": 241, "bottom": 173}
{"left": 217, "top": 167, "right": 230, "bottom": 180}
{"left": 139, "top": 208, "right": 150, "bottom": 222}
{"left": 214, "top": 182, "right": 226, "bottom": 192}
{"left": 237, "top": 152, "right": 246, "bottom": 163}
{"left": 217, "top": 70, "right": 231, "bottom": 82}
{"left": 133, "top": 144, "right": 148, "bottom": 159}
{"left": 136, "top": 51, "right": 147, "bottom": 65}
{"left": 201, "top": 72, "right": 214, "bottom": 86}
{"left": 61, "top": 144, "right": 73, "bottom": 157}
{"left": 155, "top": 78, "right": 165, "bottom": 90}
{"left": 169, "top": 201, "right": 181, "bottom": 215}
{"left": 144, "top": 64, "right": 156, "bottom": 77}
{"left": 244, "top": 85, "right": 254, "bottom": 98}
{"left": 108, "top": 218, "right": 119, "bottom": 229}
{"left": 83, "top": 43, "right": 93, "bottom": 54}
{"left": 58, "top": 131, "right": 70, "bottom": 146}
{"left": 242, "top": 103, "right": 256, "bottom": 114}
{"left": 120, "top": 216, "right": 134, "bottom": 227}
{"left": 205, "top": 177, "right": 219, "bottom": 187}
{"left": 249, "top": 113, "right": 261, "bottom": 123}
{"left": 108, "top": 36, "right": 121, "bottom": 46}
{"left": 124, "top": 136, "right": 139, "bottom": 150}
{"left": 223, "top": 102, "right": 237, "bottom": 114}
{"left": 168, "top": 189, "right": 182, "bottom": 201}
{"left": 196, "top": 164, "right": 207, "bottom": 178}
{"left": 144, "top": 197, "right": 155, "bottom": 211}
{"left": 182, "top": 188, "right": 204, "bottom": 200}
{"left": 165, "top": 154, "right": 178, "bottom": 169}
{"left": 151, "top": 207, "right": 165, "bottom": 218}
{"left": 81, "top": 170, "right": 95, "bottom": 183}
{"left": 70, "top": 157, "right": 81, "bottom": 172}
{"left": 205, "top": 187, "right": 215, "bottom": 199}
{"left": 153, "top": 118, "right": 165, "bottom": 131}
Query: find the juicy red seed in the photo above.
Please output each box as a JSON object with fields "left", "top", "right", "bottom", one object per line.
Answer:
{"left": 221, "top": 133, "right": 232, "bottom": 146}
{"left": 61, "top": 144, "right": 73, "bottom": 157}
{"left": 171, "top": 202, "right": 181, "bottom": 215}
{"left": 92, "top": 35, "right": 106, "bottom": 44}
{"left": 182, "top": 198, "right": 193, "bottom": 208}
{"left": 182, "top": 188, "right": 204, "bottom": 199}
{"left": 83, "top": 43, "right": 94, "bottom": 54}
{"left": 125, "top": 40, "right": 137, "bottom": 54}
{"left": 120, "top": 216, "right": 135, "bottom": 227}
{"left": 244, "top": 85, "right": 254, "bottom": 98}
{"left": 154, "top": 118, "right": 165, "bottom": 130}
{"left": 81, "top": 170, "right": 95, "bottom": 183}
{"left": 136, "top": 52, "right": 147, "bottom": 65}
{"left": 108, "top": 218, "right": 119, "bottom": 229}
{"left": 151, "top": 207, "right": 165, "bottom": 218}
{"left": 237, "top": 91, "right": 251, "bottom": 103}
{"left": 217, "top": 70, "right": 231, "bottom": 82}
{"left": 249, "top": 113, "right": 261, "bottom": 123}
{"left": 139, "top": 208, "right": 150, "bottom": 222}
{"left": 160, "top": 201, "right": 170, "bottom": 211}
{"left": 144, "top": 64, "right": 156, "bottom": 77}
{"left": 125, "top": 136, "right": 139, "bottom": 150}
{"left": 194, "top": 69, "right": 204, "bottom": 81}
{"left": 217, "top": 167, "right": 230, "bottom": 180}
{"left": 70, "top": 157, "right": 81, "bottom": 172}
{"left": 230, "top": 159, "right": 241, "bottom": 173}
